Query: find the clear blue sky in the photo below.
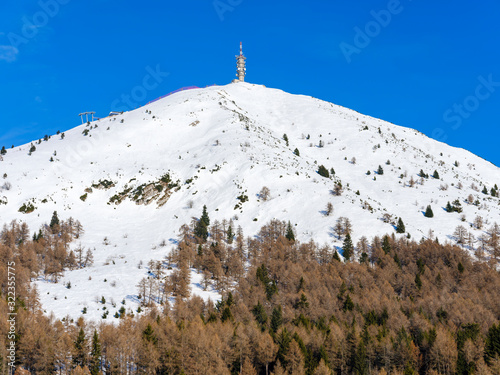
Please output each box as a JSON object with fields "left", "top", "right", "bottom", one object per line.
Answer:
{"left": 1, "top": 1, "right": 499, "bottom": 166}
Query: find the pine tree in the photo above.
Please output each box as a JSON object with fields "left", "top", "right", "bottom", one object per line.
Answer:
{"left": 317, "top": 165, "right": 329, "bottom": 178}
{"left": 89, "top": 330, "right": 101, "bottom": 375}
{"left": 377, "top": 165, "right": 384, "bottom": 175}
{"left": 458, "top": 262, "right": 464, "bottom": 273}
{"left": 194, "top": 220, "right": 208, "bottom": 241}
{"left": 432, "top": 170, "right": 440, "bottom": 179}
{"left": 226, "top": 224, "right": 233, "bottom": 244}
{"left": 221, "top": 306, "right": 233, "bottom": 322}
{"left": 396, "top": 217, "right": 406, "bottom": 233}
{"left": 195, "top": 205, "right": 210, "bottom": 241}
{"left": 343, "top": 294, "right": 354, "bottom": 311}
{"left": 142, "top": 323, "right": 158, "bottom": 345}
{"left": 482, "top": 186, "right": 488, "bottom": 194}
{"left": 424, "top": 205, "right": 434, "bottom": 218}
{"left": 393, "top": 253, "right": 401, "bottom": 268}
{"left": 445, "top": 201, "right": 453, "bottom": 212}
{"left": 485, "top": 323, "right": 500, "bottom": 365}
{"left": 270, "top": 305, "right": 283, "bottom": 333}
{"left": 73, "top": 328, "right": 87, "bottom": 368}
{"left": 415, "top": 273, "right": 422, "bottom": 290}
{"left": 50, "top": 211, "right": 59, "bottom": 228}
{"left": 252, "top": 301, "right": 268, "bottom": 328}
{"left": 332, "top": 250, "right": 341, "bottom": 262}
{"left": 293, "top": 148, "right": 300, "bottom": 156}
{"left": 382, "top": 235, "right": 391, "bottom": 254}
{"left": 285, "top": 221, "right": 295, "bottom": 242}
{"left": 342, "top": 233, "right": 353, "bottom": 261}
{"left": 0, "top": 146, "right": 6, "bottom": 155}
{"left": 200, "top": 205, "right": 210, "bottom": 226}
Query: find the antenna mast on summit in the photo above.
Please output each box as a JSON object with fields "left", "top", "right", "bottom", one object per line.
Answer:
{"left": 235, "top": 42, "right": 246, "bottom": 82}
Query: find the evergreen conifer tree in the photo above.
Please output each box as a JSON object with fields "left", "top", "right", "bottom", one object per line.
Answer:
{"left": 73, "top": 328, "right": 87, "bottom": 368}
{"left": 90, "top": 330, "right": 101, "bottom": 375}
{"left": 393, "top": 253, "right": 401, "bottom": 268}
{"left": 252, "top": 301, "right": 268, "bottom": 328}
{"left": 142, "top": 323, "right": 158, "bottom": 345}
{"left": 332, "top": 250, "right": 341, "bottom": 262}
{"left": 194, "top": 205, "right": 210, "bottom": 241}
{"left": 342, "top": 233, "right": 353, "bottom": 261}
{"left": 382, "top": 235, "right": 391, "bottom": 254}
{"left": 50, "top": 211, "right": 60, "bottom": 228}
{"left": 270, "top": 305, "right": 283, "bottom": 333}
{"left": 485, "top": 323, "right": 500, "bottom": 365}
{"left": 0, "top": 146, "right": 6, "bottom": 155}
{"left": 415, "top": 273, "right": 422, "bottom": 290}
{"left": 424, "top": 205, "right": 434, "bottom": 218}
{"left": 396, "top": 218, "right": 405, "bottom": 233}
{"left": 317, "top": 165, "right": 329, "bottom": 178}
{"left": 343, "top": 294, "right": 354, "bottom": 311}
{"left": 446, "top": 201, "right": 453, "bottom": 212}
{"left": 226, "top": 224, "right": 233, "bottom": 244}
{"left": 285, "top": 221, "right": 295, "bottom": 242}
{"left": 200, "top": 205, "right": 210, "bottom": 226}
{"left": 377, "top": 165, "right": 384, "bottom": 175}
{"left": 432, "top": 170, "right": 440, "bottom": 179}
{"left": 293, "top": 148, "right": 300, "bottom": 156}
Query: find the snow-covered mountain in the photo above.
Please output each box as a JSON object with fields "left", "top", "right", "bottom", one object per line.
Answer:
{"left": 1, "top": 82, "right": 499, "bottom": 321}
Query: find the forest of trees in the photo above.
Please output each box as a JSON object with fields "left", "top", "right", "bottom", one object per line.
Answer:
{"left": 0, "top": 214, "right": 500, "bottom": 374}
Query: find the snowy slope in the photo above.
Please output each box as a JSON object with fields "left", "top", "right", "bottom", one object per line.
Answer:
{"left": 0, "top": 82, "right": 499, "bottom": 321}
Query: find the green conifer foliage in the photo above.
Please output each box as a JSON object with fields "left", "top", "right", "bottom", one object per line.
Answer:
{"left": 50, "top": 211, "right": 60, "bottom": 228}
{"left": 90, "top": 330, "right": 101, "bottom": 375}
{"left": 382, "top": 235, "right": 391, "bottom": 254}
{"left": 317, "top": 165, "right": 329, "bottom": 178}
{"left": 73, "top": 328, "right": 86, "bottom": 368}
{"left": 396, "top": 218, "right": 406, "bottom": 233}
{"left": 285, "top": 221, "right": 295, "bottom": 242}
{"left": 342, "top": 233, "right": 353, "bottom": 261}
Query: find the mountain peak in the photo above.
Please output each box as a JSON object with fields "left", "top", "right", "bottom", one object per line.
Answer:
{"left": 1, "top": 83, "right": 498, "bottom": 320}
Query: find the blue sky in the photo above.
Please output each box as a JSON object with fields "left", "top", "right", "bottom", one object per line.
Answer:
{"left": 1, "top": 1, "right": 499, "bottom": 166}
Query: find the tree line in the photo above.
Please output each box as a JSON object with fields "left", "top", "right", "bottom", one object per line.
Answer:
{"left": 0, "top": 211, "right": 500, "bottom": 374}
